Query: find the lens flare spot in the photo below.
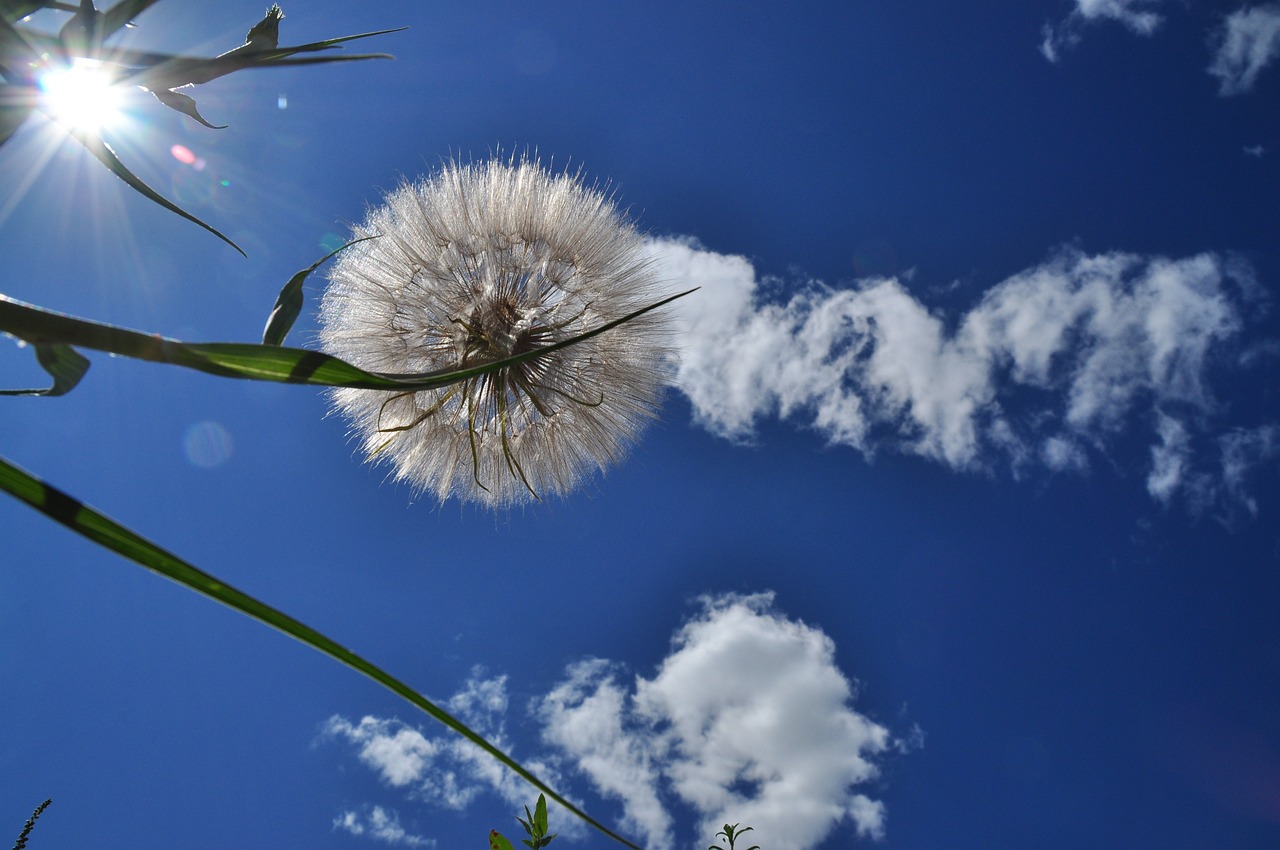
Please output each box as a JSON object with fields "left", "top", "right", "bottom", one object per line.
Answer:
{"left": 169, "top": 144, "right": 207, "bottom": 171}
{"left": 319, "top": 232, "right": 346, "bottom": 253}
{"left": 183, "top": 420, "right": 234, "bottom": 469}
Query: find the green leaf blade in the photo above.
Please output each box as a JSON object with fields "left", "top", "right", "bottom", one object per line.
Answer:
{"left": 263, "top": 236, "right": 376, "bottom": 346}
{"left": 0, "top": 343, "right": 90, "bottom": 396}
{"left": 0, "top": 455, "right": 642, "bottom": 850}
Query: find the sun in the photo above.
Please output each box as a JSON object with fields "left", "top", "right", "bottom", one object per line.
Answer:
{"left": 38, "top": 59, "right": 127, "bottom": 133}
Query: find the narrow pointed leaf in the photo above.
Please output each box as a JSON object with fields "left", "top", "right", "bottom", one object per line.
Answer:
{"left": 263, "top": 236, "right": 376, "bottom": 346}
{"left": 2, "top": 3, "right": 47, "bottom": 25}
{"left": 99, "top": 0, "right": 164, "bottom": 39}
{"left": 63, "top": 126, "right": 245, "bottom": 255}
{"left": 0, "top": 84, "right": 34, "bottom": 147}
{"left": 535, "top": 794, "right": 549, "bottom": 835}
{"left": 58, "top": 0, "right": 106, "bottom": 56}
{"left": 491, "top": 831, "right": 517, "bottom": 850}
{"left": 0, "top": 15, "right": 42, "bottom": 65}
{"left": 151, "top": 87, "right": 226, "bottom": 129}
{"left": 0, "top": 288, "right": 695, "bottom": 391}
{"left": 124, "top": 28, "right": 406, "bottom": 91}
{"left": 0, "top": 454, "right": 641, "bottom": 850}
{"left": 0, "top": 342, "right": 90, "bottom": 395}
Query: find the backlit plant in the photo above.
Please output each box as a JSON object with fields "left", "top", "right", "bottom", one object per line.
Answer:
{"left": 0, "top": 2, "right": 687, "bottom": 846}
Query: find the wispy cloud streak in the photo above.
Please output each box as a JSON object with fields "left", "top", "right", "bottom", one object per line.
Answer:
{"left": 650, "top": 237, "right": 1274, "bottom": 512}
{"left": 1041, "top": 0, "right": 1165, "bottom": 61}
{"left": 1208, "top": 4, "right": 1280, "bottom": 95}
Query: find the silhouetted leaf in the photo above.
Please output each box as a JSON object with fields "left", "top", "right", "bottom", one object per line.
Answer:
{"left": 0, "top": 288, "right": 694, "bottom": 391}
{"left": 99, "top": 0, "right": 163, "bottom": 39}
{"left": 64, "top": 125, "right": 245, "bottom": 255}
{"left": 150, "top": 86, "right": 226, "bottom": 129}
{"left": 263, "top": 236, "right": 377, "bottom": 346}
{"left": 0, "top": 342, "right": 89, "bottom": 396}
{"left": 0, "top": 83, "right": 34, "bottom": 147}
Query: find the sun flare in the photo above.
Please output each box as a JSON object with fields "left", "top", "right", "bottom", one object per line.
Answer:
{"left": 38, "top": 59, "right": 126, "bottom": 132}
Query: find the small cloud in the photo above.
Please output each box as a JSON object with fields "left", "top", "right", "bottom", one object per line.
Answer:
{"left": 1147, "top": 413, "right": 1191, "bottom": 503}
{"left": 1209, "top": 4, "right": 1280, "bottom": 95}
{"left": 1216, "top": 425, "right": 1280, "bottom": 519}
{"left": 322, "top": 716, "right": 439, "bottom": 789}
{"left": 333, "top": 806, "right": 433, "bottom": 847}
{"left": 1243, "top": 144, "right": 1266, "bottom": 157}
{"left": 321, "top": 670, "right": 577, "bottom": 824}
{"left": 1041, "top": 0, "right": 1165, "bottom": 62}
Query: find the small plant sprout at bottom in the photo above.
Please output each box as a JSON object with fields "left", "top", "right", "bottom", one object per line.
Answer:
{"left": 709, "top": 823, "right": 760, "bottom": 850}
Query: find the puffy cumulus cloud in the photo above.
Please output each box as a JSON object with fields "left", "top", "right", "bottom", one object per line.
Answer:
{"left": 333, "top": 806, "right": 433, "bottom": 847}
{"left": 322, "top": 670, "right": 572, "bottom": 817}
{"left": 536, "top": 593, "right": 903, "bottom": 850}
{"left": 1040, "top": 0, "right": 1165, "bottom": 61}
{"left": 1208, "top": 4, "right": 1280, "bottom": 95}
{"left": 648, "top": 237, "right": 1272, "bottom": 513}
{"left": 323, "top": 599, "right": 906, "bottom": 850}
{"left": 537, "top": 659, "right": 672, "bottom": 846}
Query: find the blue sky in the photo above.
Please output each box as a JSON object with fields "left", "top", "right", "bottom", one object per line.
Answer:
{"left": 3, "top": 1, "right": 1280, "bottom": 848}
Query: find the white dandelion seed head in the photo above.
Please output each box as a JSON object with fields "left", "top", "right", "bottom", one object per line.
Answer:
{"left": 319, "top": 156, "right": 673, "bottom": 507}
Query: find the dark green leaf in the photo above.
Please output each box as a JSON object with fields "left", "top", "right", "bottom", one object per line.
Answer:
{"left": 150, "top": 86, "right": 226, "bottom": 129}
{"left": 9, "top": 797, "right": 51, "bottom": 850}
{"left": 61, "top": 125, "right": 245, "bottom": 255}
{"left": 0, "top": 83, "right": 34, "bottom": 148}
{"left": 1, "top": 2, "right": 48, "bottom": 25}
{"left": 535, "top": 794, "right": 549, "bottom": 835}
{"left": 99, "top": 0, "right": 164, "bottom": 40}
{"left": 0, "top": 454, "right": 642, "bottom": 850}
{"left": 58, "top": 0, "right": 105, "bottom": 56}
{"left": 263, "top": 236, "right": 376, "bottom": 346}
{"left": 0, "top": 287, "right": 695, "bottom": 391}
{"left": 123, "top": 27, "right": 406, "bottom": 91}
{"left": 244, "top": 3, "right": 282, "bottom": 49}
{"left": 0, "top": 342, "right": 90, "bottom": 396}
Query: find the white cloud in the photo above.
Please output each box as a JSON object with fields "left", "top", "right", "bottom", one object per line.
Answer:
{"left": 333, "top": 806, "right": 433, "bottom": 847}
{"left": 650, "top": 237, "right": 1270, "bottom": 512}
{"left": 538, "top": 659, "right": 672, "bottom": 847}
{"left": 1147, "top": 413, "right": 1190, "bottom": 503}
{"left": 322, "top": 670, "right": 569, "bottom": 815}
{"left": 536, "top": 593, "right": 901, "bottom": 850}
{"left": 325, "top": 716, "right": 440, "bottom": 788}
{"left": 1041, "top": 0, "right": 1165, "bottom": 61}
{"left": 1215, "top": 425, "right": 1280, "bottom": 519}
{"left": 1208, "top": 4, "right": 1280, "bottom": 95}
{"left": 325, "top": 598, "right": 906, "bottom": 850}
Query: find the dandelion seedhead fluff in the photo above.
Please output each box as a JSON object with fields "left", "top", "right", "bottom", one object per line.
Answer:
{"left": 319, "top": 157, "right": 672, "bottom": 507}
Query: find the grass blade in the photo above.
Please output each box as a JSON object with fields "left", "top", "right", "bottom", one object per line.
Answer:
{"left": 0, "top": 454, "right": 641, "bottom": 850}
{"left": 0, "top": 343, "right": 89, "bottom": 395}
{"left": 0, "top": 288, "right": 695, "bottom": 392}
